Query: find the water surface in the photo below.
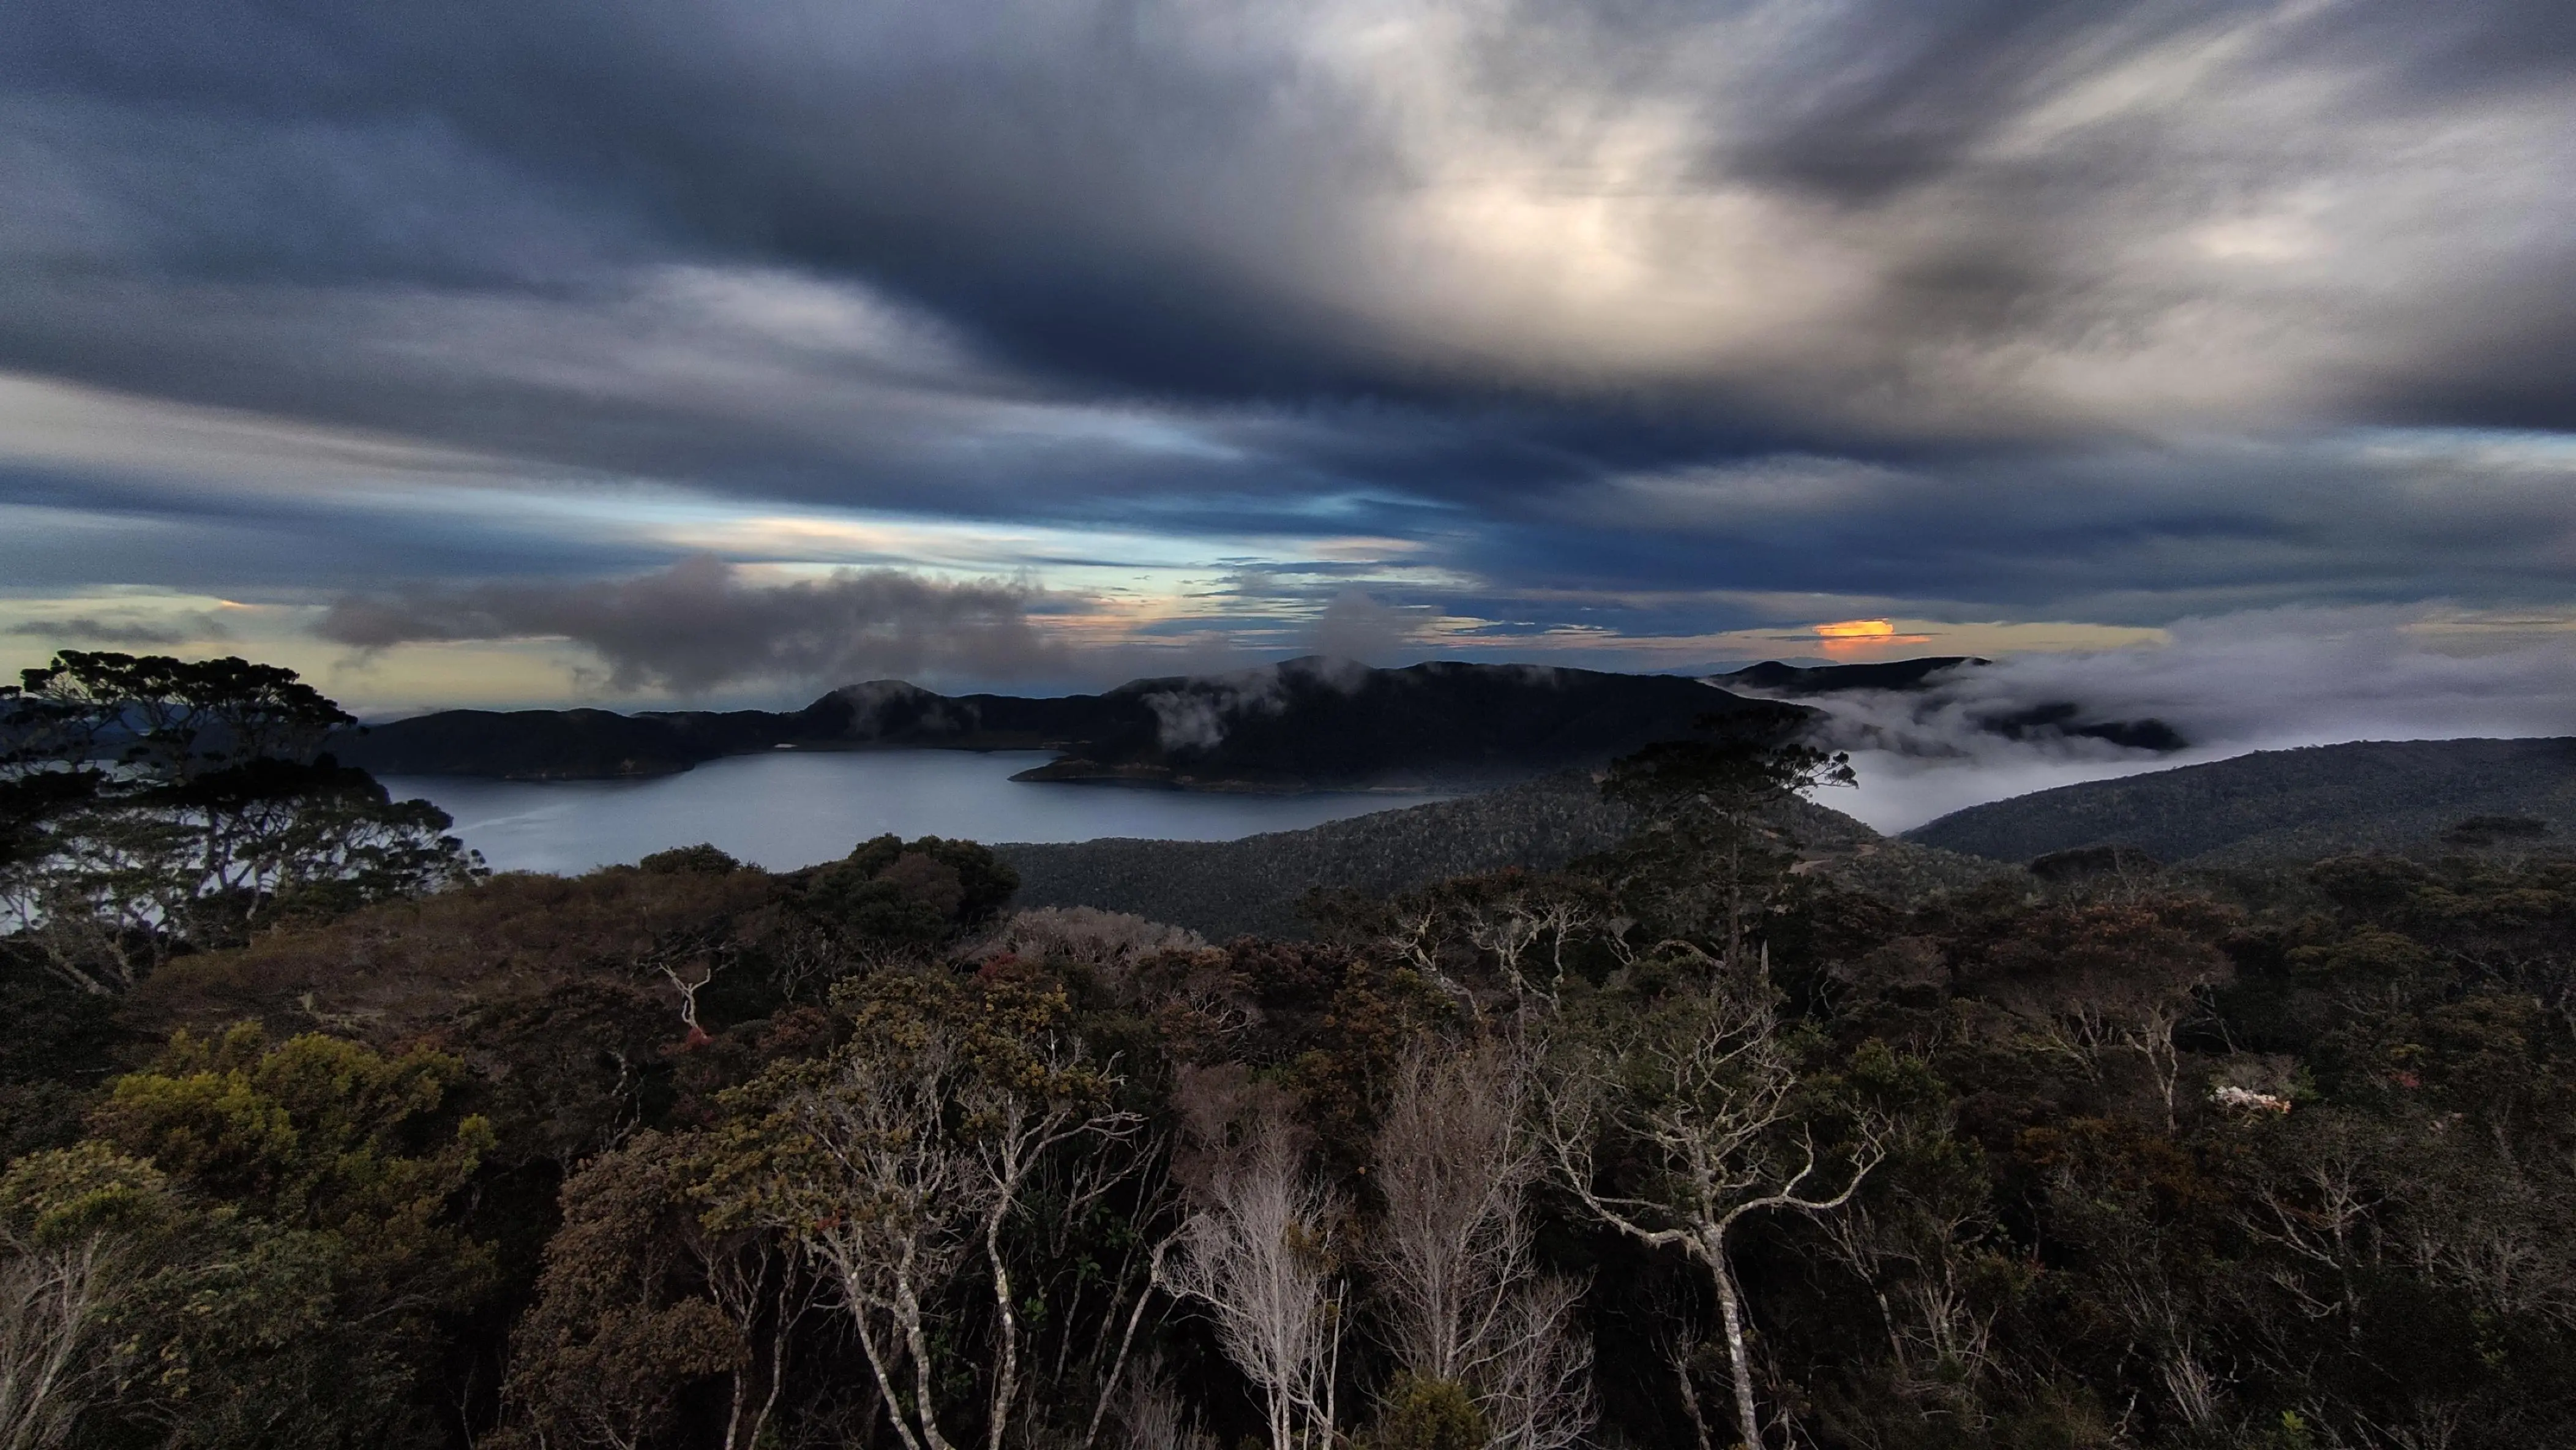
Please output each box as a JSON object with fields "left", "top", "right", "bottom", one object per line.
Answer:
{"left": 383, "top": 750, "right": 1446, "bottom": 874}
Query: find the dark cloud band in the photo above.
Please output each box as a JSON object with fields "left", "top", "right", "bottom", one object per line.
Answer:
{"left": 0, "top": 0, "right": 2570, "bottom": 679}
{"left": 316, "top": 555, "right": 1062, "bottom": 694}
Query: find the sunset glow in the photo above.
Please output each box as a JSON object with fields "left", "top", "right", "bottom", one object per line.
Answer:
{"left": 1811, "top": 618, "right": 1936, "bottom": 659}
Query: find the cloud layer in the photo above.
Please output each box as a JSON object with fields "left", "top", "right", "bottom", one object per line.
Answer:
{"left": 316, "top": 555, "right": 1060, "bottom": 694}
{"left": 1769, "top": 609, "right": 2576, "bottom": 831}
{"left": 1, "top": 0, "right": 2572, "bottom": 697}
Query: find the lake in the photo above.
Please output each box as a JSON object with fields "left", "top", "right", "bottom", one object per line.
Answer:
{"left": 381, "top": 750, "right": 1450, "bottom": 875}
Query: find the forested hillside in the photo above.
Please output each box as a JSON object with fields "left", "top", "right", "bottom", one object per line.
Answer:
{"left": 332, "top": 658, "right": 1808, "bottom": 790}
{"left": 1000, "top": 773, "right": 2010, "bottom": 939}
{"left": 12, "top": 655, "right": 2576, "bottom": 1450}
{"left": 998, "top": 774, "right": 1634, "bottom": 938}
{"left": 1908, "top": 736, "right": 2576, "bottom": 865}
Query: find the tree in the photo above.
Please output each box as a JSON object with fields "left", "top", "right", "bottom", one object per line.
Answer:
{"left": 0, "top": 1143, "right": 174, "bottom": 1450}
{"left": 0, "top": 652, "right": 479, "bottom": 994}
{"left": 707, "top": 966, "right": 1139, "bottom": 1450}
{"left": 1811, "top": 1086, "right": 2018, "bottom": 1429}
{"left": 1598, "top": 730, "right": 1852, "bottom": 970}
{"left": 0, "top": 1029, "right": 502, "bottom": 1450}
{"left": 803, "top": 836, "right": 1019, "bottom": 949}
{"left": 1964, "top": 898, "right": 2236, "bottom": 1129}
{"left": 498, "top": 1130, "right": 791, "bottom": 1450}
{"left": 1163, "top": 1121, "right": 1347, "bottom": 1450}
{"left": 1542, "top": 952, "right": 1890, "bottom": 1450}
{"left": 1366, "top": 873, "right": 1604, "bottom": 1020}
{"left": 81, "top": 1026, "right": 500, "bottom": 1450}
{"left": 1368, "top": 1042, "right": 1591, "bottom": 1450}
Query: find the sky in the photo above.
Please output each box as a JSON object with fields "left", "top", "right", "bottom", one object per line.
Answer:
{"left": 4, "top": 0, "right": 2575, "bottom": 721}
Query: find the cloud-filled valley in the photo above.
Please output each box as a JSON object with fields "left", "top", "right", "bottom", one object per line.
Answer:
{"left": 1767, "top": 608, "right": 2576, "bottom": 831}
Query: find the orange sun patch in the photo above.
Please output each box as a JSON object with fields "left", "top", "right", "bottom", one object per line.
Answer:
{"left": 1810, "top": 618, "right": 1933, "bottom": 658}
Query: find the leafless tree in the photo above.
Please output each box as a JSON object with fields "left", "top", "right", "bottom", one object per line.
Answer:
{"left": 1968, "top": 901, "right": 2233, "bottom": 1132}
{"left": 1163, "top": 1123, "right": 1347, "bottom": 1450}
{"left": 2015, "top": 990, "right": 2206, "bottom": 1133}
{"left": 1108, "top": 1353, "right": 1219, "bottom": 1450}
{"left": 1813, "top": 1105, "right": 2011, "bottom": 1426}
{"left": 1383, "top": 904, "right": 1477, "bottom": 1013}
{"left": 2381, "top": 1116, "right": 2576, "bottom": 1335}
{"left": 0, "top": 1231, "right": 126, "bottom": 1450}
{"left": 2232, "top": 1110, "right": 2387, "bottom": 1332}
{"left": 1642, "top": 1283, "right": 1717, "bottom": 1450}
{"left": 703, "top": 1235, "right": 814, "bottom": 1450}
{"left": 2031, "top": 1141, "right": 2237, "bottom": 1435}
{"left": 1541, "top": 952, "right": 1890, "bottom": 1450}
{"left": 1370, "top": 1042, "right": 1592, "bottom": 1450}
{"left": 980, "top": 907, "right": 1205, "bottom": 982}
{"left": 1377, "top": 880, "right": 1597, "bottom": 1020}
{"left": 768, "top": 1029, "right": 980, "bottom": 1450}
{"left": 759, "top": 1022, "right": 1137, "bottom": 1450}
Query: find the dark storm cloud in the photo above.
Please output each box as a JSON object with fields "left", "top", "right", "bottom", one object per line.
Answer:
{"left": 10, "top": 0, "right": 2573, "bottom": 419}
{"left": 1, "top": 0, "right": 2572, "bottom": 648}
{"left": 2, "top": 614, "right": 227, "bottom": 647}
{"left": 1430, "top": 433, "right": 2576, "bottom": 637}
{"left": 315, "top": 555, "right": 1063, "bottom": 694}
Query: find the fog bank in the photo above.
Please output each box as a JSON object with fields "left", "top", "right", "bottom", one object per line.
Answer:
{"left": 1779, "top": 609, "right": 2576, "bottom": 834}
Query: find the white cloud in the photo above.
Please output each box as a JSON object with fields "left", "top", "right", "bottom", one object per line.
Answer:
{"left": 1778, "top": 606, "right": 2576, "bottom": 832}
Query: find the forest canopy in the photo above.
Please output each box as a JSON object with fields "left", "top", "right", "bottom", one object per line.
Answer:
{"left": 4, "top": 656, "right": 2575, "bottom": 1450}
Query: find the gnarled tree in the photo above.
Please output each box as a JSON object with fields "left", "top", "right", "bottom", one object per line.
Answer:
{"left": 1543, "top": 953, "right": 1890, "bottom": 1450}
{"left": 710, "top": 966, "right": 1139, "bottom": 1450}
{"left": 1, "top": 652, "right": 477, "bottom": 994}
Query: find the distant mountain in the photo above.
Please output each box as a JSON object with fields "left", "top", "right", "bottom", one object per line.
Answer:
{"left": 1904, "top": 737, "right": 2576, "bottom": 866}
{"left": 333, "top": 658, "right": 1811, "bottom": 792}
{"left": 1715, "top": 657, "right": 1988, "bottom": 694}
{"left": 321, "top": 704, "right": 815, "bottom": 779}
{"left": 1000, "top": 772, "right": 2013, "bottom": 939}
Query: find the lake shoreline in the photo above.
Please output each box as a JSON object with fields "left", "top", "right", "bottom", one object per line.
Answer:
{"left": 381, "top": 748, "right": 1461, "bottom": 876}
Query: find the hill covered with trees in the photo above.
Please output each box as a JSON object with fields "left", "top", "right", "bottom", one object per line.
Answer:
{"left": 999, "top": 772, "right": 2012, "bottom": 939}
{"left": 1907, "top": 736, "right": 2576, "bottom": 865}
{"left": 10, "top": 653, "right": 2576, "bottom": 1450}
{"left": 329, "top": 658, "right": 1810, "bottom": 790}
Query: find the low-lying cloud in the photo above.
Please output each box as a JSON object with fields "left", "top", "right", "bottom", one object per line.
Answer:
{"left": 1309, "top": 589, "right": 1420, "bottom": 667}
{"left": 316, "top": 554, "right": 1061, "bottom": 695}
{"left": 4, "top": 612, "right": 232, "bottom": 648}
{"left": 1756, "top": 609, "right": 2576, "bottom": 833}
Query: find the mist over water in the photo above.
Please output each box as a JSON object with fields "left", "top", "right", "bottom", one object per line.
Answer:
{"left": 385, "top": 751, "right": 1449, "bottom": 875}
{"left": 1799, "top": 610, "right": 2576, "bottom": 835}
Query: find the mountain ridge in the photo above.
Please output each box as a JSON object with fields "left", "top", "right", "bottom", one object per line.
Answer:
{"left": 330, "top": 657, "right": 1812, "bottom": 792}
{"left": 997, "top": 770, "right": 2015, "bottom": 939}
{"left": 1904, "top": 736, "right": 2576, "bottom": 865}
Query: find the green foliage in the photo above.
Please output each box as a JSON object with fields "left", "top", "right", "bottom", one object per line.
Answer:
{"left": 1, "top": 652, "right": 479, "bottom": 995}
{"left": 31, "top": 1026, "right": 505, "bottom": 1450}
{"left": 496, "top": 1131, "right": 751, "bottom": 1450}
{"left": 1366, "top": 1374, "right": 1486, "bottom": 1450}
{"left": 12, "top": 663, "right": 2576, "bottom": 1450}
{"left": 0, "top": 1138, "right": 179, "bottom": 1244}
{"left": 638, "top": 842, "right": 744, "bottom": 875}
{"left": 803, "top": 834, "right": 1018, "bottom": 943}
{"left": 94, "top": 1025, "right": 495, "bottom": 1247}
